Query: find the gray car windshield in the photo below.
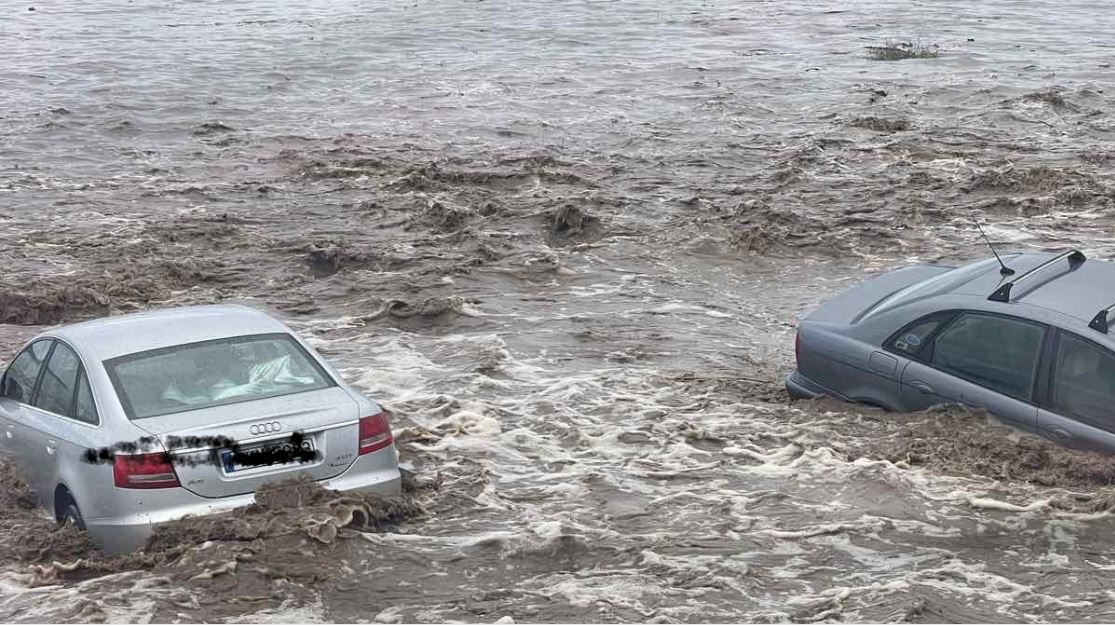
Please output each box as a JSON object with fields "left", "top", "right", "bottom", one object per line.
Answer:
{"left": 106, "top": 333, "right": 334, "bottom": 419}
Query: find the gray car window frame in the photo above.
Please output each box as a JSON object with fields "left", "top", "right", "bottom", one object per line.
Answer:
{"left": 920, "top": 311, "right": 1049, "bottom": 404}
{"left": 1045, "top": 329, "right": 1115, "bottom": 433}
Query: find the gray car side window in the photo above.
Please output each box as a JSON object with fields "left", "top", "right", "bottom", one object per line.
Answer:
{"left": 1, "top": 340, "right": 53, "bottom": 404}
{"left": 885, "top": 311, "right": 956, "bottom": 358}
{"left": 35, "top": 342, "right": 81, "bottom": 418}
{"left": 929, "top": 312, "right": 1045, "bottom": 401}
{"left": 1050, "top": 333, "right": 1115, "bottom": 430}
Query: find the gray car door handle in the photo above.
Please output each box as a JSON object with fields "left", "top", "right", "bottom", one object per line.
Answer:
{"left": 909, "top": 381, "right": 934, "bottom": 394}
{"left": 45, "top": 439, "right": 57, "bottom": 455}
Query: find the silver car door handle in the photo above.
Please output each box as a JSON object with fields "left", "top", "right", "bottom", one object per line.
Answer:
{"left": 909, "top": 381, "right": 934, "bottom": 394}
{"left": 45, "top": 439, "right": 57, "bottom": 455}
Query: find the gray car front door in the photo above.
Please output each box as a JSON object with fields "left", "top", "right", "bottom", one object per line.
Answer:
{"left": 899, "top": 311, "right": 1045, "bottom": 432}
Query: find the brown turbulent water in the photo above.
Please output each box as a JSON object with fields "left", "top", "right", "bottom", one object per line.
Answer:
{"left": 3, "top": 0, "right": 1115, "bottom": 621}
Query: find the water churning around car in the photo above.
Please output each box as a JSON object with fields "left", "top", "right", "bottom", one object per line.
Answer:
{"left": 4, "top": 0, "right": 1115, "bottom": 621}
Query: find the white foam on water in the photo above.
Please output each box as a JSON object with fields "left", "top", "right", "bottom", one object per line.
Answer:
{"left": 234, "top": 598, "right": 326, "bottom": 624}
{"left": 0, "top": 571, "right": 176, "bottom": 623}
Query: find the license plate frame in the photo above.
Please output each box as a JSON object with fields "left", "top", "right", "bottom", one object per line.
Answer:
{"left": 221, "top": 437, "right": 316, "bottom": 474}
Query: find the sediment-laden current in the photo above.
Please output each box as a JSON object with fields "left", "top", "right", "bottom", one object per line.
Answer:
{"left": 3, "top": 0, "right": 1115, "bottom": 621}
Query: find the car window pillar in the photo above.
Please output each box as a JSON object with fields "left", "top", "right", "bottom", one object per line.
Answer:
{"left": 1032, "top": 326, "right": 1059, "bottom": 407}
{"left": 29, "top": 340, "right": 56, "bottom": 407}
{"left": 70, "top": 367, "right": 84, "bottom": 420}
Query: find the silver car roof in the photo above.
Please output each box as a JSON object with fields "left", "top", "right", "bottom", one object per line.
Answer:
{"left": 41, "top": 304, "right": 289, "bottom": 362}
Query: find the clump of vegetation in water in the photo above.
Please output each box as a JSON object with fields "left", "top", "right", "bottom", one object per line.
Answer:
{"left": 865, "top": 39, "right": 939, "bottom": 61}
{"left": 849, "top": 116, "right": 912, "bottom": 132}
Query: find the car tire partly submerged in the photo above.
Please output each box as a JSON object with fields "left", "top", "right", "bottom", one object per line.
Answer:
{"left": 57, "top": 494, "right": 85, "bottom": 531}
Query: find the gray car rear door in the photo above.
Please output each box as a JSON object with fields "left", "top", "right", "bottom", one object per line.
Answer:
{"left": 1036, "top": 330, "right": 1115, "bottom": 453}
{"left": 899, "top": 311, "right": 1044, "bottom": 432}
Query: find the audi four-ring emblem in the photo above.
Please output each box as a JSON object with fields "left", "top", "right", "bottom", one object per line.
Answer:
{"left": 249, "top": 421, "right": 282, "bottom": 435}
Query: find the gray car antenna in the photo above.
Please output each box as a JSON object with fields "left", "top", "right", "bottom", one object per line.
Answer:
{"left": 976, "top": 223, "right": 1014, "bottom": 276}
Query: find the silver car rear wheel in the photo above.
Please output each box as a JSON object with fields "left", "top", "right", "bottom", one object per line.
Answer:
{"left": 57, "top": 496, "right": 85, "bottom": 531}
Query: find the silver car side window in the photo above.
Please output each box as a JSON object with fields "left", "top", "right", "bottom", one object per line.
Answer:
{"left": 35, "top": 342, "right": 81, "bottom": 418}
{"left": 930, "top": 313, "right": 1045, "bottom": 401}
{"left": 1, "top": 340, "right": 53, "bottom": 405}
{"left": 1051, "top": 333, "right": 1115, "bottom": 429}
{"left": 74, "top": 369, "right": 99, "bottom": 426}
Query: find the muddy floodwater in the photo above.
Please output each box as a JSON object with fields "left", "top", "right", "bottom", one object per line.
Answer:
{"left": 3, "top": 0, "right": 1115, "bottom": 622}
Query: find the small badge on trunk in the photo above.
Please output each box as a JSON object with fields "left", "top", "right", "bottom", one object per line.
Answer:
{"left": 249, "top": 421, "right": 282, "bottom": 435}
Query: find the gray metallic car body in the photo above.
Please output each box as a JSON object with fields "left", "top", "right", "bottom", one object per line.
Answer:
{"left": 0, "top": 304, "right": 400, "bottom": 554}
{"left": 788, "top": 252, "right": 1115, "bottom": 454}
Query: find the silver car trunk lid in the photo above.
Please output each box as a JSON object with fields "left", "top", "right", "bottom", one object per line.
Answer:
{"left": 131, "top": 386, "right": 361, "bottom": 498}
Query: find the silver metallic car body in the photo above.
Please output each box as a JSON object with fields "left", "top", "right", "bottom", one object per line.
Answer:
{"left": 0, "top": 304, "right": 400, "bottom": 554}
{"left": 788, "top": 252, "right": 1115, "bottom": 454}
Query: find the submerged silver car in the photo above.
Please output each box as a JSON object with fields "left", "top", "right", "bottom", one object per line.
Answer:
{"left": 0, "top": 304, "right": 399, "bottom": 554}
{"left": 789, "top": 250, "right": 1115, "bottom": 454}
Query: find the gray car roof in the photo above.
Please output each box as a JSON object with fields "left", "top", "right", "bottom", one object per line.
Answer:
{"left": 950, "top": 252, "right": 1115, "bottom": 327}
{"left": 43, "top": 304, "right": 289, "bottom": 362}
{"left": 844, "top": 252, "right": 1115, "bottom": 349}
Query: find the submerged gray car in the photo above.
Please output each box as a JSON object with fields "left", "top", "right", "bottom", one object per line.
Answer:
{"left": 0, "top": 304, "right": 399, "bottom": 554}
{"left": 789, "top": 250, "right": 1115, "bottom": 453}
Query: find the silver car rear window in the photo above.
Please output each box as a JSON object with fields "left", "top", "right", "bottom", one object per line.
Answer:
{"left": 105, "top": 333, "right": 335, "bottom": 420}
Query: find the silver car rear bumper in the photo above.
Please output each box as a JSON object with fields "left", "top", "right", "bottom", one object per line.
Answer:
{"left": 84, "top": 447, "right": 401, "bottom": 555}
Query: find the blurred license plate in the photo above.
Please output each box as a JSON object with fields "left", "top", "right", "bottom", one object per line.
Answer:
{"left": 221, "top": 438, "right": 315, "bottom": 473}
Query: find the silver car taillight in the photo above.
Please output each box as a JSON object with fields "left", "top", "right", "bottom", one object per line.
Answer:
{"left": 113, "top": 452, "right": 181, "bottom": 489}
{"left": 795, "top": 329, "right": 802, "bottom": 365}
{"left": 358, "top": 413, "right": 393, "bottom": 455}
